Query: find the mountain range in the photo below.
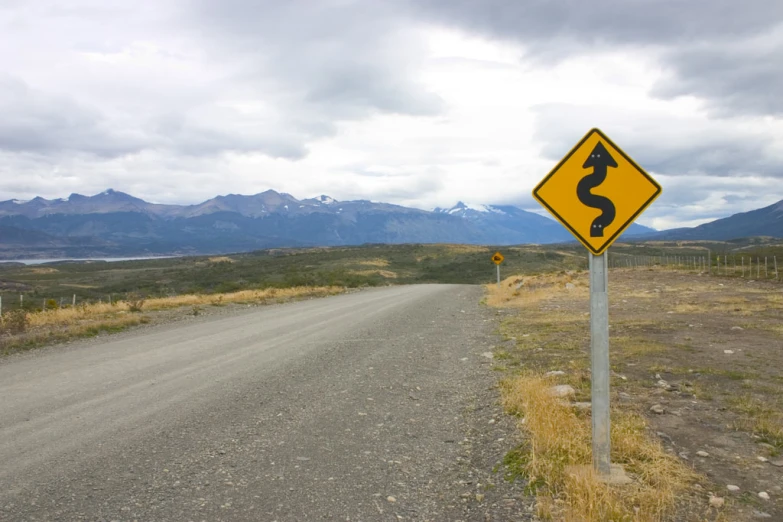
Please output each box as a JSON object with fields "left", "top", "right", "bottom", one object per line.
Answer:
{"left": 651, "top": 199, "right": 783, "bottom": 241}
{"left": 0, "top": 189, "right": 779, "bottom": 259}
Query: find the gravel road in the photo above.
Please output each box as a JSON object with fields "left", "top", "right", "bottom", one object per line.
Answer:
{"left": 0, "top": 284, "right": 532, "bottom": 521}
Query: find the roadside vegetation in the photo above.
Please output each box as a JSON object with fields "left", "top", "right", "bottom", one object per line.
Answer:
{"left": 0, "top": 286, "right": 343, "bottom": 356}
{"left": 487, "top": 267, "right": 783, "bottom": 521}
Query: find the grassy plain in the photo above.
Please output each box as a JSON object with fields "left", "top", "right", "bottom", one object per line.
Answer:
{"left": 0, "top": 243, "right": 588, "bottom": 306}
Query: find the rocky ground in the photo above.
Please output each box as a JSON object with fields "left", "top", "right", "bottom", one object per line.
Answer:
{"left": 494, "top": 267, "right": 783, "bottom": 520}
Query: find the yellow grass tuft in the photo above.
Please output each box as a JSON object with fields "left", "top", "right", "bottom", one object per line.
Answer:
{"left": 27, "top": 286, "right": 345, "bottom": 327}
{"left": 441, "top": 244, "right": 486, "bottom": 254}
{"left": 484, "top": 273, "right": 587, "bottom": 308}
{"left": 3, "top": 286, "right": 345, "bottom": 354}
{"left": 143, "top": 286, "right": 344, "bottom": 310}
{"left": 502, "top": 374, "right": 699, "bottom": 521}
{"left": 208, "top": 256, "right": 234, "bottom": 264}
{"left": 26, "top": 267, "right": 59, "bottom": 274}
{"left": 350, "top": 269, "right": 397, "bottom": 278}
{"left": 28, "top": 302, "right": 122, "bottom": 327}
{"left": 357, "top": 258, "right": 390, "bottom": 267}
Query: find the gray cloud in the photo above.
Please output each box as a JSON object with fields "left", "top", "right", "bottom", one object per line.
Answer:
{"left": 190, "top": 0, "right": 443, "bottom": 122}
{"left": 531, "top": 103, "right": 783, "bottom": 178}
{"left": 150, "top": 113, "right": 308, "bottom": 160}
{"left": 0, "top": 75, "right": 149, "bottom": 157}
{"left": 653, "top": 36, "right": 783, "bottom": 116}
{"left": 0, "top": 75, "right": 309, "bottom": 161}
{"left": 407, "top": 0, "right": 783, "bottom": 117}
{"left": 409, "top": 0, "right": 780, "bottom": 47}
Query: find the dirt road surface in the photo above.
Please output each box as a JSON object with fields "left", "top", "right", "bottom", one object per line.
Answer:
{"left": 0, "top": 285, "right": 530, "bottom": 521}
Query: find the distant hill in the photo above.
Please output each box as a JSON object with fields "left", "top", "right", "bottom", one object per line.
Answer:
{"left": 653, "top": 199, "right": 783, "bottom": 241}
{"left": 0, "top": 189, "right": 657, "bottom": 259}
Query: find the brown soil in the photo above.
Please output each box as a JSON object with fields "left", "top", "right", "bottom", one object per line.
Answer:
{"left": 494, "top": 267, "right": 783, "bottom": 520}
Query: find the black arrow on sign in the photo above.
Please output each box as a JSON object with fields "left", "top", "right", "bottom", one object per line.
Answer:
{"left": 577, "top": 141, "right": 617, "bottom": 238}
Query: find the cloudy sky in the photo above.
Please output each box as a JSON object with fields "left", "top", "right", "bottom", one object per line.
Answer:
{"left": 1, "top": 0, "right": 782, "bottom": 230}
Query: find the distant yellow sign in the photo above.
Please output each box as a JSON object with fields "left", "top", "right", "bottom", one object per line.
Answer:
{"left": 532, "top": 128, "right": 661, "bottom": 255}
{"left": 492, "top": 252, "right": 504, "bottom": 265}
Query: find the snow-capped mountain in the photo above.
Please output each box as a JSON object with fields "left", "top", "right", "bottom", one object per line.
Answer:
{"left": 0, "top": 190, "right": 657, "bottom": 259}
{"left": 435, "top": 201, "right": 656, "bottom": 240}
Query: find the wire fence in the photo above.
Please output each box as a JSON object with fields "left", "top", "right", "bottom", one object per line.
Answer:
{"left": 0, "top": 292, "right": 127, "bottom": 317}
{"left": 605, "top": 253, "right": 779, "bottom": 281}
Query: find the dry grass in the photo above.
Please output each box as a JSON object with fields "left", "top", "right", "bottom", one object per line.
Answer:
{"left": 3, "top": 285, "right": 346, "bottom": 356}
{"left": 28, "top": 301, "right": 123, "bottom": 327}
{"left": 27, "top": 286, "right": 344, "bottom": 327}
{"left": 349, "top": 269, "right": 398, "bottom": 278}
{"left": 441, "top": 244, "right": 487, "bottom": 254}
{"left": 490, "top": 266, "right": 783, "bottom": 519}
{"left": 673, "top": 295, "right": 775, "bottom": 316}
{"left": 356, "top": 258, "right": 390, "bottom": 267}
{"left": 208, "top": 256, "right": 235, "bottom": 264}
{"left": 1, "top": 315, "right": 150, "bottom": 355}
{"left": 26, "top": 267, "right": 59, "bottom": 274}
{"left": 502, "top": 374, "right": 699, "bottom": 521}
{"left": 727, "top": 395, "right": 783, "bottom": 450}
{"left": 768, "top": 324, "right": 783, "bottom": 337}
{"left": 484, "top": 273, "right": 588, "bottom": 308}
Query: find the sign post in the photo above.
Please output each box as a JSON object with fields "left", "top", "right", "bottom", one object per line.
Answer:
{"left": 532, "top": 128, "right": 661, "bottom": 476}
{"left": 492, "top": 252, "right": 504, "bottom": 287}
{"left": 589, "top": 252, "right": 610, "bottom": 475}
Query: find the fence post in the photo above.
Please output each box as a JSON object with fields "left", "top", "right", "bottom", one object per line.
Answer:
{"left": 73, "top": 294, "right": 76, "bottom": 307}
{"left": 775, "top": 257, "right": 779, "bottom": 280}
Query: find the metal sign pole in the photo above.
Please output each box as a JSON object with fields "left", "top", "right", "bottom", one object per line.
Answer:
{"left": 589, "top": 252, "right": 611, "bottom": 476}
{"left": 496, "top": 264, "right": 500, "bottom": 287}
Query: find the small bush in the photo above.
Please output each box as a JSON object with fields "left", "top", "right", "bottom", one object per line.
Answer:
{"left": 1, "top": 309, "right": 29, "bottom": 334}
{"left": 126, "top": 293, "right": 146, "bottom": 313}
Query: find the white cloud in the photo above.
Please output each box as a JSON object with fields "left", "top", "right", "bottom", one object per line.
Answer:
{"left": 0, "top": 0, "right": 781, "bottom": 230}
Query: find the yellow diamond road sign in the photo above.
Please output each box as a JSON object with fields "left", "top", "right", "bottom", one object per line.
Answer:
{"left": 532, "top": 128, "right": 661, "bottom": 256}
{"left": 492, "top": 252, "right": 504, "bottom": 265}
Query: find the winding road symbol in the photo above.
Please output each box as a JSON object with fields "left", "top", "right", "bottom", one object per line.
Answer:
{"left": 577, "top": 141, "right": 617, "bottom": 238}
